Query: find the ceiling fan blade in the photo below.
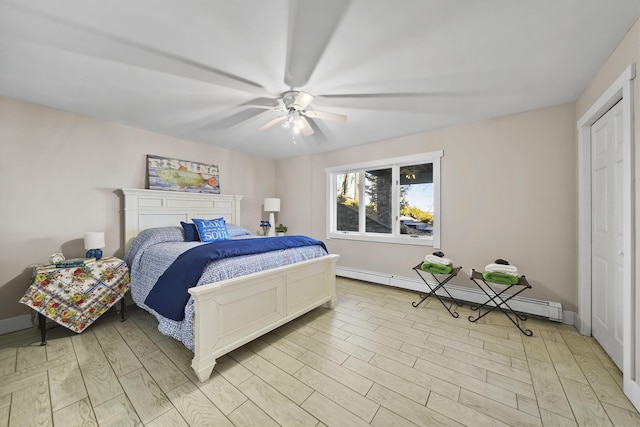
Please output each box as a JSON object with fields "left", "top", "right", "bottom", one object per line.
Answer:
{"left": 242, "top": 97, "right": 285, "bottom": 111}
{"left": 315, "top": 91, "right": 471, "bottom": 112}
{"left": 284, "top": 0, "right": 351, "bottom": 88}
{"left": 293, "top": 91, "right": 315, "bottom": 110}
{"left": 306, "top": 119, "right": 327, "bottom": 143}
{"left": 259, "top": 115, "right": 286, "bottom": 131}
{"left": 6, "top": 3, "right": 265, "bottom": 94}
{"left": 318, "top": 91, "right": 461, "bottom": 99}
{"left": 298, "top": 116, "right": 315, "bottom": 136}
{"left": 302, "top": 110, "right": 347, "bottom": 122}
{"left": 206, "top": 109, "right": 268, "bottom": 130}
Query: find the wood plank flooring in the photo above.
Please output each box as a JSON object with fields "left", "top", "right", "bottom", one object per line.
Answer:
{"left": 1, "top": 277, "right": 640, "bottom": 426}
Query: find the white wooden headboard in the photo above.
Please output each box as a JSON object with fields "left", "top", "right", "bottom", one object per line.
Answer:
{"left": 120, "top": 188, "right": 243, "bottom": 246}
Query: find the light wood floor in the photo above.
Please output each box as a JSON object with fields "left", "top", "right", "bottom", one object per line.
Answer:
{"left": 2, "top": 277, "right": 640, "bottom": 426}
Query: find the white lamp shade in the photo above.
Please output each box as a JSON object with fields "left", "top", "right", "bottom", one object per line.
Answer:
{"left": 84, "top": 232, "right": 105, "bottom": 250}
{"left": 264, "top": 198, "right": 280, "bottom": 212}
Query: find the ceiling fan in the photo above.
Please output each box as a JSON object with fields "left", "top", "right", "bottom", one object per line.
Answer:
{"left": 15, "top": 0, "right": 446, "bottom": 144}
{"left": 256, "top": 91, "right": 347, "bottom": 136}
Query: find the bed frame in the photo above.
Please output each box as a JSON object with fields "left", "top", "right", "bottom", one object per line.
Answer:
{"left": 120, "top": 188, "right": 338, "bottom": 382}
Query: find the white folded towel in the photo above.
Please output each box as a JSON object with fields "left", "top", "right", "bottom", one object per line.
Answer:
{"left": 425, "top": 254, "right": 453, "bottom": 266}
{"left": 485, "top": 263, "right": 518, "bottom": 274}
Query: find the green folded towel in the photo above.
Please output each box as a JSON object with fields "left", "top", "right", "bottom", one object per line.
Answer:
{"left": 482, "top": 271, "right": 519, "bottom": 285}
{"left": 421, "top": 262, "right": 453, "bottom": 275}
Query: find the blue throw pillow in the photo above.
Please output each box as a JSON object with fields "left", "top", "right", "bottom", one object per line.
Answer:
{"left": 180, "top": 221, "right": 200, "bottom": 242}
{"left": 192, "top": 218, "right": 231, "bottom": 242}
{"left": 226, "top": 223, "right": 253, "bottom": 237}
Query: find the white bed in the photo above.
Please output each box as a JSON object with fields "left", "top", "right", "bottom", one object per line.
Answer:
{"left": 120, "top": 188, "right": 339, "bottom": 382}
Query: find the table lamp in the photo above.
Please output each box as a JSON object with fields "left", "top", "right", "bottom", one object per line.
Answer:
{"left": 263, "top": 198, "right": 280, "bottom": 237}
{"left": 84, "top": 231, "right": 105, "bottom": 259}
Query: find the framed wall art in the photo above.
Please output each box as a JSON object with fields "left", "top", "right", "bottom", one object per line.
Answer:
{"left": 147, "top": 155, "right": 220, "bottom": 194}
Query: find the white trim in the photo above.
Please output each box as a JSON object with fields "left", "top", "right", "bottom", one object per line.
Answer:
{"left": 432, "top": 155, "right": 441, "bottom": 249}
{"left": 576, "top": 64, "right": 638, "bottom": 410}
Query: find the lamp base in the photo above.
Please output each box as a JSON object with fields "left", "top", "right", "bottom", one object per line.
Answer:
{"left": 86, "top": 249, "right": 103, "bottom": 260}
{"left": 268, "top": 212, "right": 275, "bottom": 237}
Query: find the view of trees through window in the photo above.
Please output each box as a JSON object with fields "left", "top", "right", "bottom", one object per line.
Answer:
{"left": 399, "top": 163, "right": 433, "bottom": 236}
{"left": 335, "top": 163, "right": 433, "bottom": 235}
{"left": 336, "top": 171, "right": 359, "bottom": 232}
{"left": 365, "top": 168, "right": 392, "bottom": 233}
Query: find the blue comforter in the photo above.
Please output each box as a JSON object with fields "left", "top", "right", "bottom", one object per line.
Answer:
{"left": 144, "top": 236, "right": 327, "bottom": 320}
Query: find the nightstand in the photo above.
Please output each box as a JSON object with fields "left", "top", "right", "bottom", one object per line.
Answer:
{"left": 20, "top": 256, "right": 130, "bottom": 344}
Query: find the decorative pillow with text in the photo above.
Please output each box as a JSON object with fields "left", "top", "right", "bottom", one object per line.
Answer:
{"left": 192, "top": 218, "right": 231, "bottom": 243}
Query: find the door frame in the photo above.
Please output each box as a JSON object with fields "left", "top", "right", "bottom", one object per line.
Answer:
{"left": 577, "top": 64, "right": 637, "bottom": 406}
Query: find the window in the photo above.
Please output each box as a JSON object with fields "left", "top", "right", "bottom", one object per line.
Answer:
{"left": 326, "top": 151, "right": 442, "bottom": 247}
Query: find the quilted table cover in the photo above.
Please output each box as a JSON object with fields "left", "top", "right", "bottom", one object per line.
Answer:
{"left": 20, "top": 256, "right": 130, "bottom": 333}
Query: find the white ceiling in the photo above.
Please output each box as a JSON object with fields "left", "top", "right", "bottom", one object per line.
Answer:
{"left": 1, "top": 1, "right": 638, "bottom": 160}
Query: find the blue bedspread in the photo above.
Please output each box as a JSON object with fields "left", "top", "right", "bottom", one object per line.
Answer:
{"left": 144, "top": 236, "right": 327, "bottom": 320}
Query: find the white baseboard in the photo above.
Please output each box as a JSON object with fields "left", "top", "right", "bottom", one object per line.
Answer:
{"left": 337, "top": 266, "right": 567, "bottom": 323}
{"left": 562, "top": 310, "right": 576, "bottom": 327}
{"left": 0, "top": 314, "right": 34, "bottom": 335}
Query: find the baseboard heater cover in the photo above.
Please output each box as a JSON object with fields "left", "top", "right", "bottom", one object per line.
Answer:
{"left": 336, "top": 266, "right": 563, "bottom": 322}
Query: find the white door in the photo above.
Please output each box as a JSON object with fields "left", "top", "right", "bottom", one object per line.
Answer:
{"left": 591, "top": 100, "right": 624, "bottom": 369}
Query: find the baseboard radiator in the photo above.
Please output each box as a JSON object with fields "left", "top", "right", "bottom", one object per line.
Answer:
{"left": 336, "top": 266, "right": 563, "bottom": 322}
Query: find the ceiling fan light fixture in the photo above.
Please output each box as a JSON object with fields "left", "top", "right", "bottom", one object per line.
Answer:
{"left": 258, "top": 91, "right": 344, "bottom": 137}
{"left": 282, "top": 109, "right": 302, "bottom": 133}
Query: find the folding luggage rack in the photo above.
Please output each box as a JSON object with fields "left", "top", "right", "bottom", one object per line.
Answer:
{"left": 468, "top": 268, "right": 533, "bottom": 336}
{"left": 412, "top": 262, "right": 463, "bottom": 318}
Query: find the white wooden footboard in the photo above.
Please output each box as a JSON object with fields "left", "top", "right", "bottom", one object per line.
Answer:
{"left": 188, "top": 254, "right": 339, "bottom": 382}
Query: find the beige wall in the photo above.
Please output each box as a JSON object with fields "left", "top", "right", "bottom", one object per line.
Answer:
{"left": 296, "top": 103, "right": 578, "bottom": 311}
{"left": 275, "top": 155, "right": 314, "bottom": 235}
{"left": 0, "top": 96, "right": 276, "bottom": 321}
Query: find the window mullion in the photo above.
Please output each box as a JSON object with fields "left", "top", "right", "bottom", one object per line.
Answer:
{"left": 432, "top": 158, "right": 441, "bottom": 248}
{"left": 358, "top": 170, "right": 366, "bottom": 233}
{"left": 392, "top": 166, "right": 399, "bottom": 236}
{"left": 327, "top": 173, "right": 335, "bottom": 235}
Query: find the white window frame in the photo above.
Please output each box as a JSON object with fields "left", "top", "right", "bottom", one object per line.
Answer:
{"left": 325, "top": 151, "right": 443, "bottom": 247}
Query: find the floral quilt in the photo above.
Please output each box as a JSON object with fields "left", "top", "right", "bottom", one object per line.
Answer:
{"left": 20, "top": 256, "right": 130, "bottom": 333}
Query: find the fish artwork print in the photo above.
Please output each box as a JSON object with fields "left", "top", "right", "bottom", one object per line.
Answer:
{"left": 157, "top": 166, "right": 217, "bottom": 188}
{"left": 147, "top": 155, "right": 220, "bottom": 193}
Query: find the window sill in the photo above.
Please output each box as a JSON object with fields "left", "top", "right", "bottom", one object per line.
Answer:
{"left": 327, "top": 232, "right": 435, "bottom": 246}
